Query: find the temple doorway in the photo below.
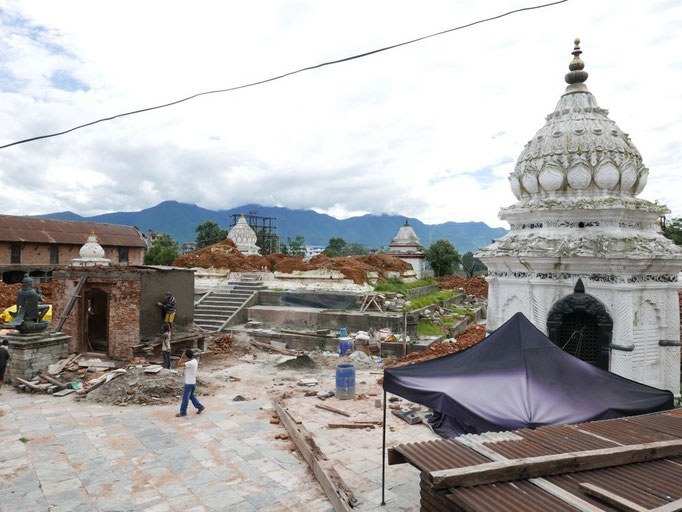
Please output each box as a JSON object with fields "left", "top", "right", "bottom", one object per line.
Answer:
{"left": 84, "top": 289, "right": 108, "bottom": 353}
{"left": 547, "top": 279, "right": 612, "bottom": 370}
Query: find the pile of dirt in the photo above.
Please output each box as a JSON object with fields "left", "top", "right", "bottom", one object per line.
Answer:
{"left": 275, "top": 354, "right": 319, "bottom": 371}
{"left": 383, "top": 324, "right": 487, "bottom": 369}
{"left": 85, "top": 367, "right": 190, "bottom": 405}
{"left": 173, "top": 239, "right": 413, "bottom": 285}
{"left": 0, "top": 281, "right": 56, "bottom": 311}
{"left": 436, "top": 275, "right": 488, "bottom": 299}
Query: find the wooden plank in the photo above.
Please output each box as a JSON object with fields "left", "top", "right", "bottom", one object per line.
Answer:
{"left": 315, "top": 403, "right": 351, "bottom": 417}
{"left": 38, "top": 372, "right": 68, "bottom": 389}
{"left": 249, "top": 339, "right": 296, "bottom": 355}
{"left": 651, "top": 499, "right": 682, "bottom": 512}
{"left": 456, "top": 436, "right": 628, "bottom": 512}
{"left": 328, "top": 423, "right": 376, "bottom": 429}
{"left": 430, "top": 439, "right": 682, "bottom": 490}
{"left": 275, "top": 401, "right": 356, "bottom": 511}
{"left": 578, "top": 483, "right": 647, "bottom": 512}
{"left": 16, "top": 377, "right": 41, "bottom": 391}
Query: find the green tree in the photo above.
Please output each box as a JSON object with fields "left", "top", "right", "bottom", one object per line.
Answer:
{"left": 460, "top": 251, "right": 487, "bottom": 278}
{"left": 195, "top": 220, "right": 228, "bottom": 249}
{"left": 144, "top": 234, "right": 179, "bottom": 265}
{"left": 341, "top": 242, "right": 369, "bottom": 256}
{"left": 425, "top": 239, "right": 460, "bottom": 277}
{"left": 256, "top": 229, "right": 281, "bottom": 255}
{"left": 287, "top": 235, "right": 306, "bottom": 257}
{"left": 323, "top": 237, "right": 347, "bottom": 257}
{"left": 663, "top": 216, "right": 682, "bottom": 245}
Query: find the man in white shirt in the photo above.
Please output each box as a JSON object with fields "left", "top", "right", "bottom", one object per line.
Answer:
{"left": 175, "top": 349, "right": 205, "bottom": 417}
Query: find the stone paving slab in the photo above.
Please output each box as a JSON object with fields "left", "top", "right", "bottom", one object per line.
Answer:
{"left": 0, "top": 390, "right": 330, "bottom": 512}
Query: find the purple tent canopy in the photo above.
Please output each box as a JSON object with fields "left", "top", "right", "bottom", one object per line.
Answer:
{"left": 383, "top": 313, "right": 673, "bottom": 438}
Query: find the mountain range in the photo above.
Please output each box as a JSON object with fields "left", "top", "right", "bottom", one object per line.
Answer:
{"left": 38, "top": 201, "right": 507, "bottom": 254}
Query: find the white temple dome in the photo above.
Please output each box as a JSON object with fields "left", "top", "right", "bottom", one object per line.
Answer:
{"left": 227, "top": 215, "right": 260, "bottom": 255}
{"left": 71, "top": 231, "right": 111, "bottom": 267}
{"left": 80, "top": 231, "right": 106, "bottom": 259}
{"left": 509, "top": 38, "right": 648, "bottom": 201}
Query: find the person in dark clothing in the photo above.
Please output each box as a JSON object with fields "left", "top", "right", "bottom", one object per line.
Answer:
{"left": 161, "top": 324, "right": 172, "bottom": 369}
{"left": 157, "top": 291, "right": 176, "bottom": 334}
{"left": 0, "top": 340, "right": 10, "bottom": 391}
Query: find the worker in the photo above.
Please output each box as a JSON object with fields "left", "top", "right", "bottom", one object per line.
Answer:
{"left": 161, "top": 324, "right": 172, "bottom": 369}
{"left": 0, "top": 340, "right": 9, "bottom": 392}
{"left": 157, "top": 291, "right": 176, "bottom": 334}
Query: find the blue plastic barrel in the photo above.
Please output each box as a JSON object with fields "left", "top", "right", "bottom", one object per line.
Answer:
{"left": 338, "top": 337, "right": 354, "bottom": 356}
{"left": 339, "top": 327, "right": 347, "bottom": 337}
{"left": 336, "top": 363, "right": 356, "bottom": 400}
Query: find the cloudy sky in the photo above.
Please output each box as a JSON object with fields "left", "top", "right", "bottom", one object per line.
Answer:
{"left": 0, "top": 0, "right": 680, "bottom": 228}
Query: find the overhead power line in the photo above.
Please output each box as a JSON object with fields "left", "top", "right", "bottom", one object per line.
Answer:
{"left": 0, "top": 0, "right": 568, "bottom": 150}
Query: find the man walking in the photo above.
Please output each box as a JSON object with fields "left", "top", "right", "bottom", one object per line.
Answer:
{"left": 0, "top": 340, "right": 10, "bottom": 392}
{"left": 175, "top": 349, "right": 205, "bottom": 417}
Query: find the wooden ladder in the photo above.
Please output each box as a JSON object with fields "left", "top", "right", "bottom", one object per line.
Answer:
{"left": 52, "top": 276, "right": 87, "bottom": 333}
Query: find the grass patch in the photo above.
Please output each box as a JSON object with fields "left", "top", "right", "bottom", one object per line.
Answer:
{"left": 417, "top": 320, "right": 443, "bottom": 336}
{"left": 407, "top": 290, "right": 458, "bottom": 311}
{"left": 374, "top": 276, "right": 436, "bottom": 295}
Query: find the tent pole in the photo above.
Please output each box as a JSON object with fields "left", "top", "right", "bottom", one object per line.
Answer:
{"left": 381, "top": 388, "right": 387, "bottom": 506}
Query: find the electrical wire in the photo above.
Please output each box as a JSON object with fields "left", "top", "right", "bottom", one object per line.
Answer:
{"left": 0, "top": 0, "right": 568, "bottom": 150}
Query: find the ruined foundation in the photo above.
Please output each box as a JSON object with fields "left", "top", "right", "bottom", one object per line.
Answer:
{"left": 3, "top": 331, "right": 71, "bottom": 385}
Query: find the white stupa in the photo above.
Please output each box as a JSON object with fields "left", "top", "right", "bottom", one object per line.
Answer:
{"left": 386, "top": 220, "right": 426, "bottom": 278}
{"left": 227, "top": 214, "right": 260, "bottom": 255}
{"left": 477, "top": 39, "right": 682, "bottom": 395}
{"left": 71, "top": 231, "right": 111, "bottom": 267}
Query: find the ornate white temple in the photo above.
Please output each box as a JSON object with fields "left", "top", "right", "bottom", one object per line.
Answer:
{"left": 386, "top": 220, "right": 427, "bottom": 278}
{"left": 478, "top": 39, "right": 682, "bottom": 395}
{"left": 227, "top": 215, "right": 260, "bottom": 255}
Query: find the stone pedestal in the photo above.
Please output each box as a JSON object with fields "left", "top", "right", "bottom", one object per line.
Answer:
{"left": 2, "top": 331, "right": 71, "bottom": 385}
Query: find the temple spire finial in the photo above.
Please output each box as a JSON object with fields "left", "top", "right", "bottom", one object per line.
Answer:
{"left": 564, "top": 37, "right": 589, "bottom": 94}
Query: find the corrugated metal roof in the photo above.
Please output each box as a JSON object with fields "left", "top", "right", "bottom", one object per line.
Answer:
{"left": 393, "top": 410, "right": 682, "bottom": 511}
{"left": 0, "top": 215, "right": 146, "bottom": 247}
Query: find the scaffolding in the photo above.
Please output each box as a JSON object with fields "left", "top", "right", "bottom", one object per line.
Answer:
{"left": 230, "top": 210, "right": 279, "bottom": 254}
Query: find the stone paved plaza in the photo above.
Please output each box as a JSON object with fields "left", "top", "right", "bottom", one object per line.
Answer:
{"left": 0, "top": 360, "right": 432, "bottom": 511}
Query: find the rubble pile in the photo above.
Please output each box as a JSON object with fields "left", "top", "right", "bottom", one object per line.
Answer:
{"left": 436, "top": 275, "right": 488, "bottom": 299}
{"left": 86, "top": 367, "right": 188, "bottom": 405}
{"left": 0, "top": 281, "right": 56, "bottom": 311}
{"left": 383, "top": 324, "right": 487, "bottom": 368}
{"left": 173, "top": 240, "right": 412, "bottom": 284}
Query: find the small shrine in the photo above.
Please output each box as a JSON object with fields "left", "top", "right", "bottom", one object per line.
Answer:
{"left": 71, "top": 231, "right": 111, "bottom": 267}
{"left": 477, "top": 39, "right": 682, "bottom": 395}
{"left": 227, "top": 215, "right": 260, "bottom": 255}
{"left": 386, "top": 220, "right": 426, "bottom": 278}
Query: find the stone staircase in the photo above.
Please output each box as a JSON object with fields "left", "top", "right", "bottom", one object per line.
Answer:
{"left": 194, "top": 276, "right": 265, "bottom": 332}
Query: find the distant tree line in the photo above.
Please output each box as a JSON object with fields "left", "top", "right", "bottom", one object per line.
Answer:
{"left": 424, "top": 239, "right": 487, "bottom": 278}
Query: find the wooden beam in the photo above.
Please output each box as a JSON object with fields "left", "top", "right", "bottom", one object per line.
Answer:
{"left": 16, "top": 377, "right": 41, "bottom": 391}
{"left": 38, "top": 372, "right": 68, "bottom": 389}
{"left": 248, "top": 339, "right": 296, "bottom": 355}
{"left": 430, "top": 439, "right": 682, "bottom": 490}
{"left": 328, "top": 423, "right": 376, "bottom": 429}
{"left": 275, "top": 401, "right": 357, "bottom": 511}
{"left": 578, "top": 483, "right": 647, "bottom": 512}
{"left": 651, "top": 499, "right": 682, "bottom": 512}
{"left": 315, "top": 403, "right": 351, "bottom": 417}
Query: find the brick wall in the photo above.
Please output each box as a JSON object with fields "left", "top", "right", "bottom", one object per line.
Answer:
{"left": 0, "top": 242, "right": 143, "bottom": 266}
{"left": 52, "top": 274, "right": 142, "bottom": 360}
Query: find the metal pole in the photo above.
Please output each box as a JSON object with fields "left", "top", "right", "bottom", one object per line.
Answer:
{"left": 402, "top": 310, "right": 407, "bottom": 357}
{"left": 381, "top": 387, "right": 387, "bottom": 506}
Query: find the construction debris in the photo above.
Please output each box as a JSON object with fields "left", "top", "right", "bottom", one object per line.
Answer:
{"left": 435, "top": 275, "right": 488, "bottom": 299}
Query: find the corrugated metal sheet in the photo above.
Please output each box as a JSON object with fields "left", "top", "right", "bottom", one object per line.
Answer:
{"left": 393, "top": 411, "right": 682, "bottom": 511}
{"left": 0, "top": 215, "right": 146, "bottom": 247}
{"left": 395, "top": 439, "right": 489, "bottom": 472}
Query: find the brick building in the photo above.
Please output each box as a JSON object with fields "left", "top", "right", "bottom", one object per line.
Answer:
{"left": 0, "top": 215, "right": 146, "bottom": 283}
{"left": 51, "top": 266, "right": 194, "bottom": 360}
